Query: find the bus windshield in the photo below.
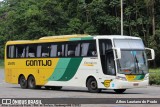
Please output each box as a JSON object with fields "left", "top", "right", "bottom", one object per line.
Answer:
{"left": 117, "top": 50, "right": 148, "bottom": 74}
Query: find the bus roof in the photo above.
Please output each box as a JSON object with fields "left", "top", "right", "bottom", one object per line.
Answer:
{"left": 39, "top": 34, "right": 91, "bottom": 40}
{"left": 94, "top": 35, "right": 141, "bottom": 40}
{"left": 6, "top": 35, "right": 141, "bottom": 45}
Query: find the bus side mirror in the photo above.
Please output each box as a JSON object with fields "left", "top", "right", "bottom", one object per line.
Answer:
{"left": 113, "top": 48, "right": 121, "bottom": 59}
{"left": 145, "top": 48, "right": 155, "bottom": 61}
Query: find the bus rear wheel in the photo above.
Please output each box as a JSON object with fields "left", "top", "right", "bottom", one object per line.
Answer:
{"left": 19, "top": 75, "right": 27, "bottom": 89}
{"left": 28, "top": 76, "right": 39, "bottom": 89}
{"left": 114, "top": 89, "right": 126, "bottom": 94}
{"left": 87, "top": 77, "right": 101, "bottom": 93}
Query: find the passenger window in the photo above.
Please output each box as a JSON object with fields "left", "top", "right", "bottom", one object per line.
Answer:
{"left": 7, "top": 45, "right": 15, "bottom": 58}
{"left": 26, "top": 45, "right": 37, "bottom": 58}
{"left": 66, "top": 42, "right": 80, "bottom": 57}
{"left": 37, "top": 45, "right": 41, "bottom": 57}
{"left": 88, "top": 42, "right": 97, "bottom": 56}
{"left": 81, "top": 41, "right": 97, "bottom": 57}
{"left": 50, "top": 44, "right": 57, "bottom": 57}
{"left": 41, "top": 44, "right": 50, "bottom": 57}
{"left": 81, "top": 43, "right": 89, "bottom": 56}
{"left": 57, "top": 44, "right": 64, "bottom": 57}
{"left": 15, "top": 45, "right": 26, "bottom": 58}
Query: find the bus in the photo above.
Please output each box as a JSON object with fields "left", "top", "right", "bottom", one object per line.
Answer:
{"left": 5, "top": 34, "right": 155, "bottom": 93}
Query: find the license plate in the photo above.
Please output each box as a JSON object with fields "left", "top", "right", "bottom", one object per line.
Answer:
{"left": 133, "top": 83, "right": 139, "bottom": 86}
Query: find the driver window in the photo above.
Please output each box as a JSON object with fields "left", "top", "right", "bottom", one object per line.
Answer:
{"left": 106, "top": 51, "right": 116, "bottom": 75}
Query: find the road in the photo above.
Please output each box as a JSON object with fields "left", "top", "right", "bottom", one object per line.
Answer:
{"left": 0, "top": 69, "right": 160, "bottom": 107}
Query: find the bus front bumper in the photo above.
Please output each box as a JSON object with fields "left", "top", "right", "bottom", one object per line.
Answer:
{"left": 102, "top": 79, "right": 149, "bottom": 89}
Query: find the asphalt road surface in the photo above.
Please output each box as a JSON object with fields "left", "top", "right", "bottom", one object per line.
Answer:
{"left": 0, "top": 69, "right": 160, "bottom": 107}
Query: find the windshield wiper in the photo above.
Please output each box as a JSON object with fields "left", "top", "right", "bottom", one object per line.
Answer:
{"left": 134, "top": 55, "right": 140, "bottom": 74}
{"left": 141, "top": 70, "right": 145, "bottom": 74}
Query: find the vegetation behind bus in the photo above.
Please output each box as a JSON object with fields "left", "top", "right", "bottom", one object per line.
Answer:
{"left": 149, "top": 69, "right": 160, "bottom": 85}
{"left": 0, "top": 0, "right": 160, "bottom": 67}
{"left": 0, "top": 59, "right": 4, "bottom": 68}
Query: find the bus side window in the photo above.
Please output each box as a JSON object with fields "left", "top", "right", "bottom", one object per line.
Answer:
{"left": 88, "top": 42, "right": 97, "bottom": 56}
{"left": 57, "top": 44, "right": 64, "bottom": 57}
{"left": 75, "top": 44, "right": 80, "bottom": 56}
{"left": 81, "top": 41, "right": 97, "bottom": 57}
{"left": 50, "top": 44, "right": 57, "bottom": 57}
{"left": 21, "top": 48, "right": 26, "bottom": 58}
{"left": 7, "top": 45, "right": 15, "bottom": 58}
{"left": 81, "top": 43, "right": 89, "bottom": 56}
{"left": 15, "top": 45, "right": 26, "bottom": 58}
{"left": 41, "top": 44, "right": 50, "bottom": 57}
{"left": 26, "top": 45, "right": 37, "bottom": 58}
{"left": 37, "top": 45, "right": 41, "bottom": 57}
{"left": 66, "top": 42, "right": 80, "bottom": 57}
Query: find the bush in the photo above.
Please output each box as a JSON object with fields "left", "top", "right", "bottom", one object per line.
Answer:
{"left": 0, "top": 59, "right": 4, "bottom": 68}
{"left": 149, "top": 69, "right": 160, "bottom": 85}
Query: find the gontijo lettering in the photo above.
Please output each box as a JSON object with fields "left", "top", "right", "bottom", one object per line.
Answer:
{"left": 26, "top": 60, "right": 52, "bottom": 66}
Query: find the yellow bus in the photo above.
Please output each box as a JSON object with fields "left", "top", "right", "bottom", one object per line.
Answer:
{"left": 5, "top": 34, "right": 155, "bottom": 93}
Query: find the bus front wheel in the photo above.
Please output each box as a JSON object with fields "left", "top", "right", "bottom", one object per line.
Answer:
{"left": 114, "top": 89, "right": 126, "bottom": 94}
{"left": 87, "top": 77, "right": 101, "bottom": 93}
{"left": 19, "top": 75, "right": 28, "bottom": 89}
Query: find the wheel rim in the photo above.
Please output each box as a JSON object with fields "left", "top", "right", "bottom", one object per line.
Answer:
{"left": 29, "top": 78, "right": 35, "bottom": 88}
{"left": 20, "top": 77, "right": 26, "bottom": 86}
{"left": 90, "top": 81, "right": 97, "bottom": 89}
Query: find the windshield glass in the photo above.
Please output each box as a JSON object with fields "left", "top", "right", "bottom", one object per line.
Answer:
{"left": 118, "top": 50, "right": 148, "bottom": 74}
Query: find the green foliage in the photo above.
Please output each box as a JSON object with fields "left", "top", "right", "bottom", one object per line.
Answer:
{"left": 149, "top": 69, "right": 160, "bottom": 85}
{"left": 67, "top": 18, "right": 82, "bottom": 33}
{"left": 0, "top": 0, "right": 159, "bottom": 67}
{"left": 0, "top": 59, "right": 4, "bottom": 68}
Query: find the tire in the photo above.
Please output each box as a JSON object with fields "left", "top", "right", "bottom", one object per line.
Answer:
{"left": 87, "top": 77, "right": 101, "bottom": 93}
{"left": 114, "top": 89, "right": 126, "bottom": 94}
{"left": 19, "top": 75, "right": 28, "bottom": 89}
{"left": 28, "top": 76, "right": 37, "bottom": 89}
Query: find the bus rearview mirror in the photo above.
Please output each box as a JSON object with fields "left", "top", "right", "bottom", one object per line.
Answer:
{"left": 145, "top": 48, "right": 155, "bottom": 61}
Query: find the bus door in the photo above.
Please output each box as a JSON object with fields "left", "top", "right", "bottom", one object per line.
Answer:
{"left": 105, "top": 49, "right": 116, "bottom": 75}
{"left": 99, "top": 39, "right": 116, "bottom": 76}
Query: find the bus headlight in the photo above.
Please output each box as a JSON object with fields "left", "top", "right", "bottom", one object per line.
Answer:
{"left": 116, "top": 76, "right": 127, "bottom": 81}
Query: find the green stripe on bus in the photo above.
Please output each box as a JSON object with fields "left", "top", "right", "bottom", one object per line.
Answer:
{"left": 69, "top": 38, "right": 82, "bottom": 41}
{"left": 58, "top": 58, "right": 82, "bottom": 81}
{"left": 69, "top": 36, "right": 93, "bottom": 41}
{"left": 81, "top": 37, "right": 93, "bottom": 40}
{"left": 48, "top": 58, "right": 71, "bottom": 81}
{"left": 135, "top": 75, "right": 145, "bottom": 80}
